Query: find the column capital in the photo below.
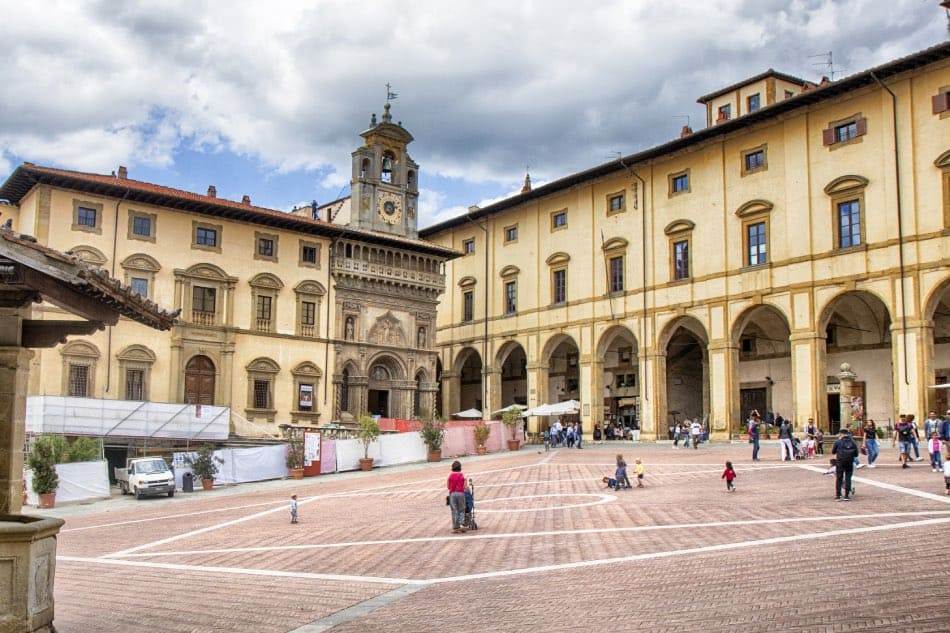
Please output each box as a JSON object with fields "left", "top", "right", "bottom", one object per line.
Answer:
{"left": 789, "top": 331, "right": 825, "bottom": 343}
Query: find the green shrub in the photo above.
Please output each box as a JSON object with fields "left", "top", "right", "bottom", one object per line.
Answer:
{"left": 420, "top": 418, "right": 445, "bottom": 452}
{"left": 473, "top": 422, "right": 491, "bottom": 447}
{"left": 285, "top": 436, "right": 304, "bottom": 469}
{"left": 358, "top": 414, "right": 381, "bottom": 459}
{"left": 501, "top": 409, "right": 522, "bottom": 440}
{"left": 32, "top": 435, "right": 68, "bottom": 465}
{"left": 65, "top": 437, "right": 101, "bottom": 463}
{"left": 27, "top": 439, "right": 59, "bottom": 495}
{"left": 185, "top": 445, "right": 224, "bottom": 481}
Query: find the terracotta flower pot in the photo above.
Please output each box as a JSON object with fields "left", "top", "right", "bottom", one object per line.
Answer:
{"left": 507, "top": 439, "right": 520, "bottom": 451}
{"left": 427, "top": 450, "right": 442, "bottom": 463}
{"left": 359, "top": 458, "right": 374, "bottom": 471}
{"left": 201, "top": 478, "right": 214, "bottom": 491}
{"left": 38, "top": 492, "right": 56, "bottom": 509}
{"left": 289, "top": 468, "right": 304, "bottom": 480}
{"left": 476, "top": 445, "right": 487, "bottom": 455}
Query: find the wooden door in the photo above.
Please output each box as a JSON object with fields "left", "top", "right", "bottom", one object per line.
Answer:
{"left": 185, "top": 355, "right": 216, "bottom": 405}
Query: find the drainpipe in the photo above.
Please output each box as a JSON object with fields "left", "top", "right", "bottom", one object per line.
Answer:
{"left": 105, "top": 186, "right": 131, "bottom": 394}
{"left": 618, "top": 159, "right": 650, "bottom": 406}
{"left": 870, "top": 71, "right": 909, "bottom": 386}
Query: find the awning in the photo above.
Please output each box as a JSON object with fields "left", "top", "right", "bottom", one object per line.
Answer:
{"left": 928, "top": 384, "right": 950, "bottom": 390}
{"left": 453, "top": 408, "right": 483, "bottom": 419}
{"left": 526, "top": 400, "right": 580, "bottom": 416}
{"left": 493, "top": 404, "right": 528, "bottom": 417}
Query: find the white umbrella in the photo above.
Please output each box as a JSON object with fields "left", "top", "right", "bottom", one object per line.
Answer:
{"left": 493, "top": 404, "right": 528, "bottom": 416}
{"left": 928, "top": 384, "right": 950, "bottom": 390}
{"left": 526, "top": 400, "right": 580, "bottom": 416}
{"left": 453, "top": 408, "right": 483, "bottom": 419}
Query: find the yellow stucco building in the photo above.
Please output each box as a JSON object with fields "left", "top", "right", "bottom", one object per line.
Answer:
{"left": 422, "top": 43, "right": 950, "bottom": 439}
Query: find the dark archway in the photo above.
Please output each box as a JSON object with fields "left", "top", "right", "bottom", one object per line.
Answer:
{"left": 496, "top": 342, "right": 527, "bottom": 408}
{"left": 456, "top": 348, "right": 483, "bottom": 412}
{"left": 732, "top": 305, "right": 792, "bottom": 426}
{"left": 662, "top": 318, "right": 709, "bottom": 430}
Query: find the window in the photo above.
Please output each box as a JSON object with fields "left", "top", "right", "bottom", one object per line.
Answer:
{"left": 192, "top": 286, "right": 216, "bottom": 322}
{"left": 607, "top": 193, "right": 625, "bottom": 214}
{"left": 552, "top": 269, "right": 567, "bottom": 304}
{"left": 747, "top": 93, "right": 760, "bottom": 112}
{"left": 615, "top": 373, "right": 636, "bottom": 388}
{"left": 125, "top": 368, "right": 145, "bottom": 401}
{"left": 746, "top": 221, "right": 767, "bottom": 266}
{"left": 834, "top": 121, "right": 858, "bottom": 143}
{"left": 673, "top": 240, "right": 690, "bottom": 280}
{"left": 301, "top": 245, "right": 317, "bottom": 264}
{"left": 295, "top": 279, "right": 323, "bottom": 337}
{"left": 668, "top": 170, "right": 690, "bottom": 196}
{"left": 504, "top": 225, "right": 518, "bottom": 244}
{"left": 301, "top": 301, "right": 316, "bottom": 326}
{"left": 253, "top": 379, "right": 271, "bottom": 409}
{"left": 785, "top": 90, "right": 794, "bottom": 100}
{"left": 609, "top": 256, "right": 624, "bottom": 293}
{"left": 933, "top": 88, "right": 950, "bottom": 115}
{"left": 717, "top": 104, "right": 731, "bottom": 121}
{"left": 258, "top": 237, "right": 274, "bottom": 257}
{"left": 551, "top": 210, "right": 567, "bottom": 230}
{"left": 130, "top": 277, "right": 149, "bottom": 298}
{"left": 505, "top": 280, "right": 517, "bottom": 315}
{"left": 196, "top": 227, "right": 217, "bottom": 247}
{"left": 132, "top": 215, "right": 151, "bottom": 237}
{"left": 744, "top": 149, "right": 766, "bottom": 173}
{"left": 823, "top": 115, "right": 867, "bottom": 148}
{"left": 67, "top": 364, "right": 90, "bottom": 397}
{"left": 741, "top": 337, "right": 755, "bottom": 354}
{"left": 256, "top": 295, "right": 272, "bottom": 326}
{"left": 463, "top": 239, "right": 475, "bottom": 255}
{"left": 837, "top": 200, "right": 862, "bottom": 248}
{"left": 77, "top": 207, "right": 97, "bottom": 227}
{"left": 298, "top": 383, "right": 314, "bottom": 411}
{"left": 463, "top": 291, "right": 474, "bottom": 322}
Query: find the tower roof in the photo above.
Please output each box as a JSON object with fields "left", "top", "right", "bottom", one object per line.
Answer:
{"left": 361, "top": 102, "right": 414, "bottom": 144}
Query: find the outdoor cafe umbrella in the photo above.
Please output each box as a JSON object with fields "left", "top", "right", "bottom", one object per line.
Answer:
{"left": 453, "top": 408, "right": 483, "bottom": 419}
{"left": 493, "top": 404, "right": 528, "bottom": 417}
{"left": 525, "top": 400, "right": 580, "bottom": 417}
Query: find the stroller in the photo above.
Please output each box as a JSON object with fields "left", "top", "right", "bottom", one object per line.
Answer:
{"left": 463, "top": 479, "right": 478, "bottom": 530}
{"left": 792, "top": 437, "right": 807, "bottom": 460}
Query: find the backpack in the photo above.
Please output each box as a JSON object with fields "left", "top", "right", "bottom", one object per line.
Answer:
{"left": 836, "top": 437, "right": 858, "bottom": 462}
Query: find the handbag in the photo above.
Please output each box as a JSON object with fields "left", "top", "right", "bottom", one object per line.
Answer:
{"left": 446, "top": 495, "right": 450, "bottom": 506}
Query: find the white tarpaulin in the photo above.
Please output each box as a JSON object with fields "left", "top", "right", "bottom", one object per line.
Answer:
{"left": 25, "top": 460, "right": 110, "bottom": 506}
{"left": 173, "top": 444, "right": 288, "bottom": 487}
{"left": 27, "top": 396, "right": 229, "bottom": 440}
{"left": 453, "top": 408, "right": 483, "bottom": 419}
{"left": 526, "top": 400, "right": 580, "bottom": 416}
{"left": 333, "top": 433, "right": 427, "bottom": 472}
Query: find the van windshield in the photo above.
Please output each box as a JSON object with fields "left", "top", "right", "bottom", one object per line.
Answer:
{"left": 135, "top": 459, "right": 169, "bottom": 475}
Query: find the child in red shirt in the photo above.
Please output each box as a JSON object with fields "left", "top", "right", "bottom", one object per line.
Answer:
{"left": 722, "top": 461, "right": 737, "bottom": 492}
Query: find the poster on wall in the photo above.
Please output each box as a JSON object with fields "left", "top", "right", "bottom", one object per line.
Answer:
{"left": 299, "top": 384, "right": 314, "bottom": 410}
{"left": 304, "top": 431, "right": 321, "bottom": 466}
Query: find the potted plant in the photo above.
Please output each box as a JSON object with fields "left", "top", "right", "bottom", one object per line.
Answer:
{"left": 473, "top": 422, "right": 491, "bottom": 455}
{"left": 186, "top": 444, "right": 224, "bottom": 490}
{"left": 27, "top": 438, "right": 59, "bottom": 509}
{"left": 502, "top": 409, "right": 522, "bottom": 451}
{"left": 286, "top": 436, "right": 305, "bottom": 479}
{"left": 357, "top": 414, "right": 380, "bottom": 471}
{"left": 420, "top": 418, "right": 445, "bottom": 462}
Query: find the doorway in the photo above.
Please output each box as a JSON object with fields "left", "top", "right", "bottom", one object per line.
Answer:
{"left": 368, "top": 389, "right": 389, "bottom": 417}
{"left": 184, "top": 355, "right": 215, "bottom": 405}
{"left": 740, "top": 387, "right": 768, "bottom": 420}
{"left": 827, "top": 393, "right": 841, "bottom": 434}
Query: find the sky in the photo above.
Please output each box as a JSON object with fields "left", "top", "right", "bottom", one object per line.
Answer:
{"left": 0, "top": 1, "right": 944, "bottom": 228}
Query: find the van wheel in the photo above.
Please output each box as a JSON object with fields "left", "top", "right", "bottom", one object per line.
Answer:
{"left": 119, "top": 482, "right": 128, "bottom": 495}
{"left": 167, "top": 490, "right": 175, "bottom": 498}
{"left": 134, "top": 487, "right": 143, "bottom": 500}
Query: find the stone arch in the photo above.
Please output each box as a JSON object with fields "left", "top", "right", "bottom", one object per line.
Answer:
{"left": 493, "top": 340, "right": 527, "bottom": 412}
{"left": 923, "top": 275, "right": 950, "bottom": 323}
{"left": 248, "top": 272, "right": 284, "bottom": 290}
{"left": 601, "top": 237, "right": 629, "bottom": 252}
{"left": 120, "top": 253, "right": 160, "bottom": 273}
{"left": 452, "top": 346, "right": 482, "bottom": 375}
{"left": 657, "top": 315, "right": 709, "bottom": 351}
{"left": 923, "top": 275, "right": 950, "bottom": 414}
{"left": 494, "top": 339, "right": 527, "bottom": 370}
{"left": 184, "top": 262, "right": 231, "bottom": 281}
{"left": 67, "top": 245, "right": 107, "bottom": 267}
{"left": 450, "top": 346, "right": 484, "bottom": 414}
{"left": 60, "top": 340, "right": 100, "bottom": 360}
{"left": 116, "top": 344, "right": 156, "bottom": 363}
{"left": 366, "top": 352, "right": 406, "bottom": 381}
{"left": 730, "top": 303, "right": 792, "bottom": 344}
{"left": 596, "top": 324, "right": 639, "bottom": 359}
{"left": 545, "top": 252, "right": 571, "bottom": 266}
{"left": 730, "top": 304, "right": 794, "bottom": 429}
{"left": 541, "top": 333, "right": 580, "bottom": 411}
{"left": 292, "top": 361, "right": 323, "bottom": 378}
{"left": 934, "top": 149, "right": 950, "bottom": 168}
{"left": 246, "top": 357, "right": 280, "bottom": 373}
{"left": 294, "top": 280, "right": 326, "bottom": 295}
{"left": 541, "top": 332, "right": 579, "bottom": 364}
{"left": 594, "top": 325, "right": 640, "bottom": 435}
{"left": 817, "top": 289, "right": 891, "bottom": 337}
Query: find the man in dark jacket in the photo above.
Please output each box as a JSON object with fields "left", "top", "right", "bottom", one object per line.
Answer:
{"left": 778, "top": 418, "right": 794, "bottom": 461}
{"left": 832, "top": 429, "right": 859, "bottom": 501}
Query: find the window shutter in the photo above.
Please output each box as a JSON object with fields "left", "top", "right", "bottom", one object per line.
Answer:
{"left": 822, "top": 128, "right": 835, "bottom": 146}
{"left": 933, "top": 92, "right": 950, "bottom": 115}
{"left": 855, "top": 117, "right": 868, "bottom": 137}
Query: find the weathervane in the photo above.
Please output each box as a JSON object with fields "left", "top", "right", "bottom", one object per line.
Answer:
{"left": 386, "top": 83, "right": 398, "bottom": 102}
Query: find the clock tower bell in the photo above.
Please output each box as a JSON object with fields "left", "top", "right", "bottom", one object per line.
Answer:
{"left": 349, "top": 102, "right": 419, "bottom": 238}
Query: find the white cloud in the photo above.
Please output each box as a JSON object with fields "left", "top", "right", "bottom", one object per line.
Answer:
{"left": 0, "top": 0, "right": 941, "bottom": 210}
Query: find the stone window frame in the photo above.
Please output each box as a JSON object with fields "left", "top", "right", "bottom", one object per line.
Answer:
{"left": 602, "top": 237, "right": 628, "bottom": 295}
{"left": 120, "top": 253, "right": 161, "bottom": 300}
{"left": 935, "top": 150, "right": 950, "bottom": 229}
{"left": 71, "top": 199, "right": 103, "bottom": 235}
{"left": 503, "top": 223, "right": 519, "bottom": 245}
{"left": 824, "top": 175, "right": 869, "bottom": 252}
{"left": 249, "top": 272, "right": 284, "bottom": 333}
{"left": 291, "top": 361, "right": 323, "bottom": 421}
{"left": 933, "top": 84, "right": 950, "bottom": 119}
{"left": 116, "top": 344, "right": 156, "bottom": 401}
{"left": 667, "top": 169, "right": 691, "bottom": 198}
{"left": 60, "top": 340, "right": 99, "bottom": 397}
{"left": 245, "top": 357, "right": 280, "bottom": 423}
{"left": 462, "top": 237, "right": 476, "bottom": 255}
{"left": 127, "top": 209, "right": 157, "bottom": 243}
{"left": 191, "top": 220, "right": 223, "bottom": 253}
{"left": 174, "top": 263, "right": 237, "bottom": 327}
{"left": 546, "top": 252, "right": 571, "bottom": 306}
{"left": 746, "top": 93, "right": 761, "bottom": 113}
{"left": 740, "top": 144, "right": 768, "bottom": 177}
{"left": 294, "top": 280, "right": 326, "bottom": 338}
{"left": 822, "top": 112, "right": 867, "bottom": 151}
{"left": 735, "top": 200, "right": 773, "bottom": 269}
{"left": 67, "top": 245, "right": 108, "bottom": 268}
{"left": 606, "top": 191, "right": 626, "bottom": 216}
{"left": 664, "top": 219, "right": 695, "bottom": 282}
{"left": 254, "top": 231, "right": 279, "bottom": 263}
{"left": 550, "top": 208, "right": 568, "bottom": 231}
{"left": 499, "top": 265, "right": 520, "bottom": 316}
{"left": 298, "top": 240, "right": 321, "bottom": 269}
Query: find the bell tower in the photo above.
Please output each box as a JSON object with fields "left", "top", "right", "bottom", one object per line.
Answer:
{"left": 349, "top": 102, "right": 420, "bottom": 238}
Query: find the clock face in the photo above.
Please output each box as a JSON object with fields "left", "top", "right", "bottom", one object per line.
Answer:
{"left": 377, "top": 192, "right": 403, "bottom": 225}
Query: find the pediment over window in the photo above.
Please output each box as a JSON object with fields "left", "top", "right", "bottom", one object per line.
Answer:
{"left": 499, "top": 265, "right": 521, "bottom": 278}
{"left": 601, "top": 237, "right": 629, "bottom": 252}
{"left": 664, "top": 219, "right": 695, "bottom": 235}
{"left": 735, "top": 199, "right": 774, "bottom": 218}
{"left": 179, "top": 262, "right": 234, "bottom": 282}
{"left": 246, "top": 357, "right": 280, "bottom": 374}
{"left": 60, "top": 340, "right": 100, "bottom": 359}
{"left": 120, "top": 253, "right": 161, "bottom": 273}
{"left": 458, "top": 276, "right": 477, "bottom": 288}
{"left": 116, "top": 344, "right": 156, "bottom": 363}
{"left": 545, "top": 252, "right": 571, "bottom": 266}
{"left": 935, "top": 149, "right": 950, "bottom": 168}
{"left": 823, "top": 175, "right": 869, "bottom": 195}
{"left": 249, "top": 272, "right": 284, "bottom": 290}
{"left": 67, "top": 245, "right": 107, "bottom": 267}
{"left": 294, "top": 280, "right": 326, "bottom": 295}
{"left": 291, "top": 361, "right": 323, "bottom": 378}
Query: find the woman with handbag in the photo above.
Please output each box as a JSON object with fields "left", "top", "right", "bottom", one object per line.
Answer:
{"left": 862, "top": 419, "right": 879, "bottom": 468}
{"left": 447, "top": 460, "right": 467, "bottom": 533}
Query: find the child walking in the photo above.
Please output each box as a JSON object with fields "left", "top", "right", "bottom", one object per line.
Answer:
{"left": 289, "top": 494, "right": 299, "bottom": 524}
{"left": 634, "top": 458, "right": 645, "bottom": 488}
{"left": 721, "top": 461, "right": 737, "bottom": 492}
{"left": 928, "top": 432, "right": 944, "bottom": 472}
{"left": 616, "top": 454, "right": 632, "bottom": 489}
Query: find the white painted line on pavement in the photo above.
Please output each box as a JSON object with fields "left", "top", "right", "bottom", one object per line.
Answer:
{"left": 797, "top": 464, "right": 950, "bottom": 504}
{"left": 476, "top": 493, "right": 616, "bottom": 514}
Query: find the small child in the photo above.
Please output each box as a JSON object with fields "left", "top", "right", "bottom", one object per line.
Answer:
{"left": 943, "top": 459, "right": 950, "bottom": 496}
{"left": 463, "top": 479, "right": 475, "bottom": 528}
{"left": 929, "top": 432, "right": 944, "bottom": 472}
{"left": 806, "top": 437, "right": 816, "bottom": 459}
{"left": 721, "top": 461, "right": 737, "bottom": 492}
{"left": 822, "top": 457, "right": 837, "bottom": 475}
{"left": 616, "top": 454, "right": 632, "bottom": 490}
{"left": 634, "top": 459, "right": 645, "bottom": 488}
{"left": 290, "top": 494, "right": 299, "bottom": 524}
{"left": 602, "top": 475, "right": 619, "bottom": 490}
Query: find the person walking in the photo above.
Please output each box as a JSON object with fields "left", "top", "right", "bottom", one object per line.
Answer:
{"left": 924, "top": 411, "right": 941, "bottom": 443}
{"left": 749, "top": 415, "right": 761, "bottom": 462}
{"left": 634, "top": 458, "right": 645, "bottom": 488}
{"left": 289, "top": 494, "right": 299, "bottom": 524}
{"left": 831, "top": 429, "right": 858, "bottom": 501}
{"left": 896, "top": 416, "right": 915, "bottom": 469}
{"left": 779, "top": 418, "right": 794, "bottom": 462}
{"left": 575, "top": 422, "right": 583, "bottom": 449}
{"left": 721, "top": 461, "right": 737, "bottom": 492}
{"left": 690, "top": 419, "right": 702, "bottom": 450}
{"left": 815, "top": 425, "right": 824, "bottom": 456}
{"left": 862, "top": 419, "right": 879, "bottom": 468}
{"left": 673, "top": 422, "right": 682, "bottom": 449}
{"left": 447, "top": 460, "right": 467, "bottom": 533}
{"left": 616, "top": 454, "right": 632, "bottom": 489}
{"left": 941, "top": 410, "right": 950, "bottom": 457}
{"left": 908, "top": 414, "right": 922, "bottom": 462}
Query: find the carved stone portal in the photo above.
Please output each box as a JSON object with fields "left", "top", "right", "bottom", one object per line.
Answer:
{"left": 367, "top": 312, "right": 406, "bottom": 347}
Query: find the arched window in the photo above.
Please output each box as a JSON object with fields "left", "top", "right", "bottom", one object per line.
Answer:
{"left": 360, "top": 158, "right": 371, "bottom": 179}
{"left": 407, "top": 170, "right": 416, "bottom": 190}
{"left": 381, "top": 151, "right": 395, "bottom": 183}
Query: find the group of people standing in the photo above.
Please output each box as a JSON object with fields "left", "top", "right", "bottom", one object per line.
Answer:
{"left": 543, "top": 419, "right": 582, "bottom": 449}
{"left": 671, "top": 419, "right": 705, "bottom": 449}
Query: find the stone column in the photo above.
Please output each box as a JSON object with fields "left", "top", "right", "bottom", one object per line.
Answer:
{"left": 837, "top": 363, "right": 857, "bottom": 431}
{"left": 578, "top": 359, "right": 593, "bottom": 438}
{"left": 790, "top": 331, "right": 825, "bottom": 431}
{"left": 707, "top": 340, "right": 739, "bottom": 438}
{"left": 636, "top": 352, "right": 656, "bottom": 439}
{"left": 0, "top": 347, "right": 31, "bottom": 515}
{"left": 644, "top": 350, "right": 667, "bottom": 440}
{"left": 588, "top": 358, "right": 604, "bottom": 441}
{"left": 441, "top": 370, "right": 459, "bottom": 418}
{"left": 891, "top": 322, "right": 930, "bottom": 424}
{"left": 525, "top": 362, "right": 545, "bottom": 436}
{"left": 483, "top": 366, "right": 500, "bottom": 417}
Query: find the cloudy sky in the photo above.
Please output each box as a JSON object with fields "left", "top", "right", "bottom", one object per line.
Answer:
{"left": 0, "top": 1, "right": 943, "bottom": 227}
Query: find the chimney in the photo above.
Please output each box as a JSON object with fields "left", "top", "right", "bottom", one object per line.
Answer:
{"left": 207, "top": 185, "right": 217, "bottom": 198}
{"left": 241, "top": 195, "right": 251, "bottom": 205}
{"left": 117, "top": 165, "right": 128, "bottom": 179}
{"left": 680, "top": 125, "right": 693, "bottom": 138}
{"left": 468, "top": 205, "right": 480, "bottom": 213}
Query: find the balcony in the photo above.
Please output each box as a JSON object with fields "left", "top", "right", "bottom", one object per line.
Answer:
{"left": 330, "top": 256, "right": 445, "bottom": 292}
{"left": 256, "top": 318, "right": 272, "bottom": 333}
{"left": 300, "top": 324, "right": 315, "bottom": 338}
{"left": 192, "top": 309, "right": 215, "bottom": 326}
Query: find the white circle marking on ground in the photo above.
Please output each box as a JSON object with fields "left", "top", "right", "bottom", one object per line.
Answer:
{"left": 475, "top": 493, "right": 616, "bottom": 514}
